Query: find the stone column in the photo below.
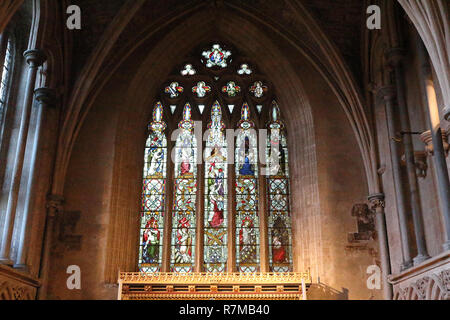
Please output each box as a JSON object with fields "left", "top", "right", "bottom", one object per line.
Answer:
{"left": 37, "top": 194, "right": 64, "bottom": 300}
{"left": 0, "top": 49, "right": 46, "bottom": 264}
{"left": 14, "top": 88, "right": 57, "bottom": 270}
{"left": 416, "top": 38, "right": 450, "bottom": 251}
{"left": 377, "top": 86, "right": 413, "bottom": 269}
{"left": 368, "top": 193, "right": 392, "bottom": 300}
{"left": 387, "top": 48, "right": 430, "bottom": 265}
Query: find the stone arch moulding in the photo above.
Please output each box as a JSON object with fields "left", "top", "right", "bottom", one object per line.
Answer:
{"left": 0, "top": 1, "right": 24, "bottom": 34}
{"left": 47, "top": 0, "right": 377, "bottom": 284}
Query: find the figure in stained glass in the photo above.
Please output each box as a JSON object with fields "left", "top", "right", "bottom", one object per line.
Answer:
{"left": 267, "top": 101, "right": 293, "bottom": 272}
{"left": 193, "top": 81, "right": 211, "bottom": 98}
{"left": 239, "top": 217, "right": 257, "bottom": 263}
{"left": 249, "top": 81, "right": 268, "bottom": 98}
{"left": 138, "top": 102, "right": 167, "bottom": 273}
{"left": 165, "top": 82, "right": 184, "bottom": 98}
{"left": 271, "top": 217, "right": 288, "bottom": 264}
{"left": 142, "top": 217, "right": 160, "bottom": 263}
{"left": 202, "top": 44, "right": 232, "bottom": 68}
{"left": 171, "top": 103, "right": 197, "bottom": 272}
{"left": 174, "top": 217, "right": 193, "bottom": 264}
{"left": 204, "top": 102, "right": 228, "bottom": 272}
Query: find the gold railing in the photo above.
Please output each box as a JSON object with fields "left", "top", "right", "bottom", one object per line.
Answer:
{"left": 118, "top": 271, "right": 311, "bottom": 300}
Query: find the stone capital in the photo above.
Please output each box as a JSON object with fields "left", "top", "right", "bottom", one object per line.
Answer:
{"left": 443, "top": 106, "right": 450, "bottom": 122}
{"left": 34, "top": 88, "right": 57, "bottom": 108}
{"left": 368, "top": 193, "right": 385, "bottom": 210}
{"left": 420, "top": 129, "right": 449, "bottom": 157}
{"left": 23, "top": 49, "right": 46, "bottom": 67}
{"left": 385, "top": 47, "right": 406, "bottom": 67}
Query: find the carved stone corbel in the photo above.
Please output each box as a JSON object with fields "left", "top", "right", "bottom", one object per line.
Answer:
{"left": 368, "top": 193, "right": 386, "bottom": 211}
{"left": 420, "top": 129, "right": 450, "bottom": 157}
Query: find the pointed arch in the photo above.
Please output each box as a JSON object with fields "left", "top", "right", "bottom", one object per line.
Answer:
{"left": 266, "top": 101, "right": 292, "bottom": 272}
{"left": 139, "top": 102, "right": 167, "bottom": 273}
{"left": 235, "top": 102, "right": 259, "bottom": 273}
{"left": 203, "top": 101, "right": 228, "bottom": 272}
{"left": 170, "top": 103, "right": 197, "bottom": 273}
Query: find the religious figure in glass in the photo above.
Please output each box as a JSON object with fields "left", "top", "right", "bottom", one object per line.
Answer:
{"left": 235, "top": 103, "right": 259, "bottom": 273}
{"left": 139, "top": 102, "right": 167, "bottom": 273}
{"left": 204, "top": 102, "right": 228, "bottom": 272}
{"left": 171, "top": 103, "right": 197, "bottom": 273}
{"left": 267, "top": 101, "right": 293, "bottom": 272}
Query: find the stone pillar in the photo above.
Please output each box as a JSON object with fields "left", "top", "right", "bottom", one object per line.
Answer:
{"left": 416, "top": 38, "right": 450, "bottom": 251}
{"left": 368, "top": 193, "right": 392, "bottom": 300}
{"left": 37, "top": 194, "right": 64, "bottom": 300}
{"left": 378, "top": 86, "right": 413, "bottom": 269}
{"left": 14, "top": 88, "right": 57, "bottom": 270}
{"left": 387, "top": 48, "right": 430, "bottom": 265}
{"left": 0, "top": 49, "right": 46, "bottom": 264}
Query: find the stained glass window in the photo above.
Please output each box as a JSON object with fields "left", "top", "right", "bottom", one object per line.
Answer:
{"left": 203, "top": 101, "right": 228, "bottom": 272}
{"left": 266, "top": 101, "right": 292, "bottom": 272}
{"left": 139, "top": 102, "right": 167, "bottom": 273}
{"left": 138, "top": 43, "right": 295, "bottom": 275}
{"left": 0, "top": 36, "right": 13, "bottom": 145}
{"left": 235, "top": 103, "right": 260, "bottom": 273}
{"left": 249, "top": 81, "right": 268, "bottom": 98}
{"left": 237, "top": 64, "right": 252, "bottom": 75}
{"left": 202, "top": 44, "right": 231, "bottom": 68}
{"left": 165, "top": 82, "right": 183, "bottom": 98}
{"left": 181, "top": 64, "right": 196, "bottom": 76}
{"left": 171, "top": 103, "right": 197, "bottom": 273}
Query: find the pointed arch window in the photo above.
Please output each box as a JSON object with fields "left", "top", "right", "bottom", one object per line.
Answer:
{"left": 266, "top": 102, "right": 292, "bottom": 272}
{"left": 235, "top": 103, "right": 259, "bottom": 273}
{"left": 171, "top": 103, "right": 198, "bottom": 273}
{"left": 139, "top": 102, "right": 167, "bottom": 272}
{"left": 203, "top": 101, "right": 228, "bottom": 272}
{"left": 137, "top": 43, "right": 294, "bottom": 275}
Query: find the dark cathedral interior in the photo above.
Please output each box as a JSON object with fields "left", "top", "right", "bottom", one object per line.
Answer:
{"left": 0, "top": 0, "right": 449, "bottom": 305}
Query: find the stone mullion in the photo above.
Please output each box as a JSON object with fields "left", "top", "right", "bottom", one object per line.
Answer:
{"left": 195, "top": 163, "right": 204, "bottom": 272}
{"left": 259, "top": 174, "right": 269, "bottom": 273}
{"left": 227, "top": 163, "right": 236, "bottom": 272}
{"left": 162, "top": 139, "right": 174, "bottom": 272}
